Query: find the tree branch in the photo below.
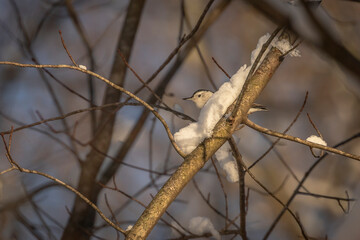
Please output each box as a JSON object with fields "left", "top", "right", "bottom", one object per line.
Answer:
{"left": 125, "top": 27, "right": 289, "bottom": 240}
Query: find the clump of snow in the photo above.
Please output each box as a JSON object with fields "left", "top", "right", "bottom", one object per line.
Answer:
{"left": 306, "top": 135, "right": 327, "bottom": 146}
{"left": 174, "top": 34, "right": 273, "bottom": 156}
{"left": 125, "top": 225, "right": 133, "bottom": 231}
{"left": 79, "top": 64, "right": 87, "bottom": 70}
{"left": 174, "top": 64, "right": 250, "bottom": 155}
{"left": 306, "top": 135, "right": 327, "bottom": 157}
{"left": 188, "top": 217, "right": 220, "bottom": 240}
{"left": 175, "top": 33, "right": 298, "bottom": 181}
{"left": 272, "top": 39, "right": 301, "bottom": 57}
{"left": 175, "top": 67, "right": 248, "bottom": 154}
{"left": 215, "top": 143, "right": 239, "bottom": 182}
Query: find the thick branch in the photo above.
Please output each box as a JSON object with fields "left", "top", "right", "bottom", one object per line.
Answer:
{"left": 61, "top": 1, "right": 146, "bottom": 239}
{"left": 126, "top": 29, "right": 287, "bottom": 240}
{"left": 97, "top": 0, "right": 232, "bottom": 196}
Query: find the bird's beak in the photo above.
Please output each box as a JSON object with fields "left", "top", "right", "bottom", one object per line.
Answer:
{"left": 182, "top": 96, "right": 192, "bottom": 101}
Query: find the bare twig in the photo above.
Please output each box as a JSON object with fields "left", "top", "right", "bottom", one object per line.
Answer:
{"left": 0, "top": 61, "right": 185, "bottom": 157}
{"left": 126, "top": 25, "right": 296, "bottom": 240}
{"left": 118, "top": 51, "right": 170, "bottom": 109}
{"left": 249, "top": 91, "right": 309, "bottom": 169}
{"left": 65, "top": 0, "right": 97, "bottom": 133}
{"left": 228, "top": 137, "right": 247, "bottom": 240}
{"left": 212, "top": 57, "right": 231, "bottom": 79}
{"left": 210, "top": 157, "right": 229, "bottom": 228}
{"left": 245, "top": 119, "right": 360, "bottom": 161}
{"left": 263, "top": 132, "right": 360, "bottom": 239}
{"left": 182, "top": 2, "right": 217, "bottom": 90}
{"left": 0, "top": 132, "right": 126, "bottom": 235}
{"left": 306, "top": 113, "right": 325, "bottom": 157}
{"left": 297, "top": 191, "right": 355, "bottom": 202}
{"left": 192, "top": 179, "right": 240, "bottom": 230}
{"left": 59, "top": 30, "right": 78, "bottom": 66}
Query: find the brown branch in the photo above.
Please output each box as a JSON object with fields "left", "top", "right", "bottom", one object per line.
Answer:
{"left": 192, "top": 179, "right": 240, "bottom": 230}
{"left": 0, "top": 101, "right": 192, "bottom": 136}
{"left": 210, "top": 157, "right": 229, "bottom": 228}
{"left": 139, "top": 0, "right": 216, "bottom": 89}
{"left": 228, "top": 138, "right": 247, "bottom": 240}
{"left": 99, "top": 181, "right": 188, "bottom": 236}
{"left": 263, "top": 132, "right": 360, "bottom": 239}
{"left": 212, "top": 56, "right": 231, "bottom": 79}
{"left": 306, "top": 113, "right": 325, "bottom": 157}
{"left": 230, "top": 142, "right": 309, "bottom": 240}
{"left": 0, "top": 132, "right": 126, "bottom": 235}
{"left": 8, "top": 0, "right": 81, "bottom": 160}
{"left": 249, "top": 91, "right": 308, "bottom": 169}
{"left": 97, "top": 0, "right": 231, "bottom": 195}
{"left": 0, "top": 61, "right": 185, "bottom": 157}
{"left": 126, "top": 26, "right": 290, "bottom": 240}
{"left": 245, "top": 119, "right": 360, "bottom": 161}
{"left": 307, "top": 113, "right": 322, "bottom": 138}
{"left": 297, "top": 191, "right": 356, "bottom": 202}
{"left": 59, "top": 30, "right": 78, "bottom": 66}
{"left": 65, "top": 0, "right": 97, "bottom": 133}
{"left": 182, "top": 2, "right": 217, "bottom": 90}
{"left": 118, "top": 51, "right": 170, "bottom": 108}
{"left": 94, "top": 0, "right": 227, "bottom": 202}
{"left": 230, "top": 26, "right": 284, "bottom": 127}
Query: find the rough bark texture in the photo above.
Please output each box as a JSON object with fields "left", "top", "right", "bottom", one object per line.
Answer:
{"left": 97, "top": 0, "right": 232, "bottom": 188}
{"left": 125, "top": 30, "right": 290, "bottom": 240}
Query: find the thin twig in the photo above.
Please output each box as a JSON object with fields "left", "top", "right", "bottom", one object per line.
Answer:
{"left": 192, "top": 179, "right": 240, "bottom": 230}
{"left": 231, "top": 26, "right": 282, "bottom": 120}
{"left": 118, "top": 51, "right": 170, "bottom": 109}
{"left": 297, "top": 191, "right": 356, "bottom": 202}
{"left": 0, "top": 61, "right": 186, "bottom": 157}
{"left": 182, "top": 2, "right": 217, "bottom": 89}
{"left": 65, "top": 0, "right": 97, "bottom": 133}
{"left": 0, "top": 133, "right": 126, "bottom": 235}
{"left": 227, "top": 138, "right": 309, "bottom": 240}
{"left": 59, "top": 30, "right": 78, "bottom": 66}
{"left": 210, "top": 157, "right": 229, "bottom": 228}
{"left": 249, "top": 91, "right": 308, "bottom": 169}
{"left": 263, "top": 132, "right": 360, "bottom": 239}
{"left": 245, "top": 119, "right": 360, "bottom": 161}
{"left": 212, "top": 57, "right": 231, "bottom": 79}
{"left": 228, "top": 137, "right": 248, "bottom": 240}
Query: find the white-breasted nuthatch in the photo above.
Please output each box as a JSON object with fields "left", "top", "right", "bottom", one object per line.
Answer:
{"left": 183, "top": 89, "right": 267, "bottom": 114}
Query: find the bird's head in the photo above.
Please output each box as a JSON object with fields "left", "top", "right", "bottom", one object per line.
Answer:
{"left": 183, "top": 90, "right": 214, "bottom": 108}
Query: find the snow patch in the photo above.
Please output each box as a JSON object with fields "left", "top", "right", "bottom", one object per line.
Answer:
{"left": 215, "top": 142, "right": 239, "bottom": 182}
{"left": 306, "top": 135, "right": 327, "bottom": 146}
{"left": 272, "top": 38, "right": 301, "bottom": 57}
{"left": 175, "top": 33, "right": 299, "bottom": 181}
{"left": 79, "top": 64, "right": 87, "bottom": 70}
{"left": 189, "top": 217, "right": 220, "bottom": 240}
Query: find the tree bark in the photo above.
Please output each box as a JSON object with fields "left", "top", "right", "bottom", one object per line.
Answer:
{"left": 125, "top": 29, "right": 291, "bottom": 240}
{"left": 61, "top": 1, "right": 146, "bottom": 239}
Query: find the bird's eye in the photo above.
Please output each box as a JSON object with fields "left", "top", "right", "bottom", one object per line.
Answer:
{"left": 198, "top": 94, "right": 201, "bottom": 97}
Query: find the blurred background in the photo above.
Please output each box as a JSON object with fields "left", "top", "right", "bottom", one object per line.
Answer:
{"left": 0, "top": 0, "right": 359, "bottom": 239}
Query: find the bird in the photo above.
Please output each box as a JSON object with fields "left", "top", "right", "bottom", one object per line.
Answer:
{"left": 183, "top": 89, "right": 267, "bottom": 114}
